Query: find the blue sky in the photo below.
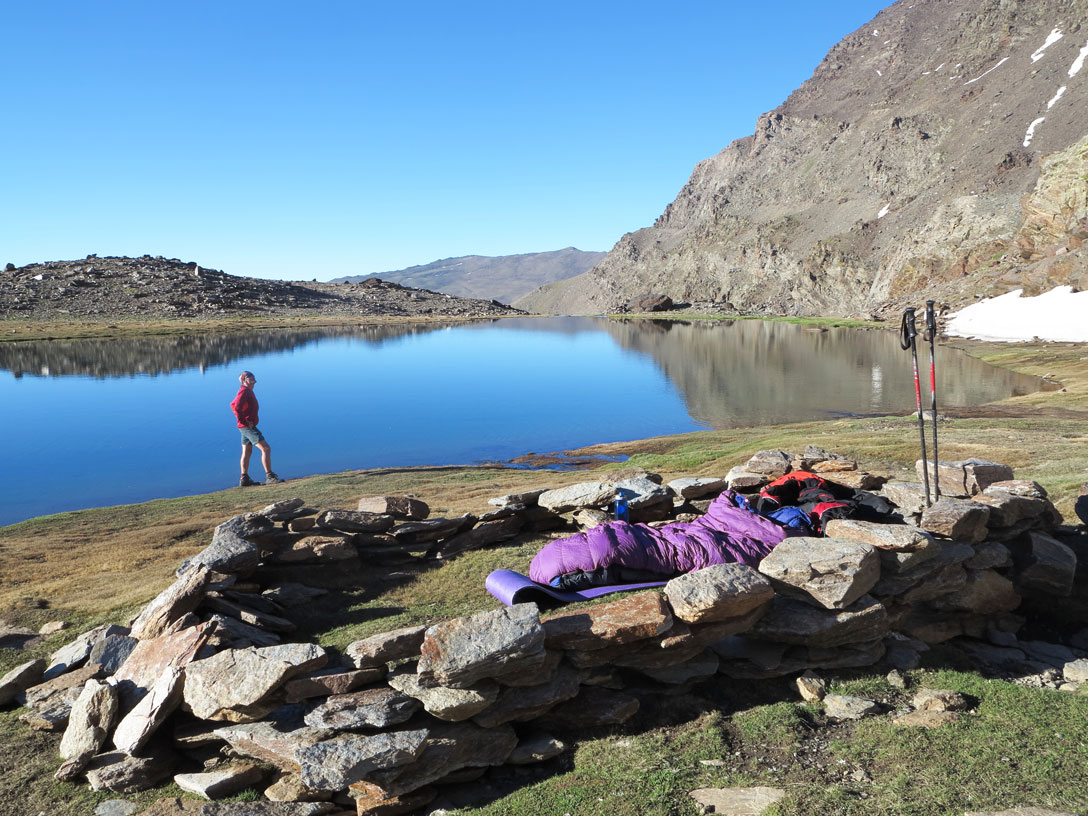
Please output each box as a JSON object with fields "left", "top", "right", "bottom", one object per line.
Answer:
{"left": 1, "top": 1, "right": 891, "bottom": 281}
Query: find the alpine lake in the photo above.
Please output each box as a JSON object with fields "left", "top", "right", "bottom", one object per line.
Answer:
{"left": 0, "top": 316, "right": 1043, "bottom": 526}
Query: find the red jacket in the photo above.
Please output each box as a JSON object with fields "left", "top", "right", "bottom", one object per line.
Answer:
{"left": 231, "top": 386, "right": 259, "bottom": 428}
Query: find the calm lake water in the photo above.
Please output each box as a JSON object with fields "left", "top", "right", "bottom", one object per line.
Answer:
{"left": 0, "top": 317, "right": 1041, "bottom": 525}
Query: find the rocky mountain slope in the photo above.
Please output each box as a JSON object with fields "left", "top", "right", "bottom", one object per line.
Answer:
{"left": 330, "top": 247, "right": 606, "bottom": 305}
{"left": 0, "top": 256, "right": 522, "bottom": 322}
{"left": 517, "top": 0, "right": 1088, "bottom": 318}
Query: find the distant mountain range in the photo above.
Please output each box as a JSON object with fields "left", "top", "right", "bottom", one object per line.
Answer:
{"left": 329, "top": 247, "right": 606, "bottom": 305}
{"left": 518, "top": 0, "right": 1088, "bottom": 318}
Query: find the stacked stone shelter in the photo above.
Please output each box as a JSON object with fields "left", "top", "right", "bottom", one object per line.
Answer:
{"left": 1, "top": 448, "right": 1085, "bottom": 815}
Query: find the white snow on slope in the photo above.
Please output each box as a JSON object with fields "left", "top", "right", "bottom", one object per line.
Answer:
{"left": 1023, "top": 117, "right": 1046, "bottom": 147}
{"left": 1070, "top": 40, "right": 1088, "bottom": 77}
{"left": 1032, "top": 27, "right": 1063, "bottom": 62}
{"left": 1047, "top": 86, "right": 1067, "bottom": 108}
{"left": 878, "top": 203, "right": 890, "bottom": 218}
{"left": 945, "top": 287, "right": 1088, "bottom": 342}
{"left": 965, "top": 57, "right": 1008, "bottom": 85}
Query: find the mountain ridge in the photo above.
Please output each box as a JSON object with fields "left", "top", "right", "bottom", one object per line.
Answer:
{"left": 331, "top": 247, "right": 606, "bottom": 304}
{"left": 515, "top": 0, "right": 1088, "bottom": 318}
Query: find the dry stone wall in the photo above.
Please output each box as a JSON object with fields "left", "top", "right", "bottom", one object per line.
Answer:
{"left": 1, "top": 449, "right": 1084, "bottom": 816}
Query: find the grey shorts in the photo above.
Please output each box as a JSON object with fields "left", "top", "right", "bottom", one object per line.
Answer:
{"left": 239, "top": 427, "right": 266, "bottom": 446}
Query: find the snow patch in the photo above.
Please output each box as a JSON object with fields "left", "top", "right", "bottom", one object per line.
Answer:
{"left": 877, "top": 70, "right": 883, "bottom": 76}
{"left": 1031, "top": 27, "right": 1063, "bottom": 62}
{"left": 1023, "top": 116, "right": 1045, "bottom": 147}
{"left": 1047, "top": 86, "right": 1067, "bottom": 109}
{"left": 1069, "top": 40, "right": 1088, "bottom": 77}
{"left": 964, "top": 57, "right": 1008, "bottom": 85}
{"left": 945, "top": 287, "right": 1088, "bottom": 343}
{"left": 877, "top": 204, "right": 890, "bottom": 219}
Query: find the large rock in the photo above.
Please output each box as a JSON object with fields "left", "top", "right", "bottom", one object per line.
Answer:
{"left": 664, "top": 563, "right": 774, "bottom": 624}
{"left": 199, "top": 804, "right": 337, "bottom": 815}
{"left": 284, "top": 668, "right": 383, "bottom": 702}
{"left": 724, "top": 467, "right": 768, "bottom": 491}
{"left": 112, "top": 667, "right": 184, "bottom": 755}
{"left": 355, "top": 722, "right": 517, "bottom": 800}
{"left": 316, "top": 509, "right": 395, "bottom": 533}
{"left": 744, "top": 450, "right": 792, "bottom": 477}
{"left": 389, "top": 515, "right": 476, "bottom": 544}
{"left": 213, "top": 720, "right": 332, "bottom": 771}
{"left": 537, "top": 482, "right": 618, "bottom": 512}
{"left": 920, "top": 458, "right": 1014, "bottom": 497}
{"left": 542, "top": 591, "right": 673, "bottom": 650}
{"left": 131, "top": 566, "right": 213, "bottom": 641}
{"left": 881, "top": 481, "right": 929, "bottom": 517}
{"left": 667, "top": 477, "right": 725, "bottom": 499}
{"left": 437, "top": 515, "right": 525, "bottom": 556}
{"left": 746, "top": 595, "right": 889, "bottom": 648}
{"left": 613, "top": 477, "right": 672, "bottom": 510}
{"left": 45, "top": 624, "right": 129, "bottom": 679}
{"left": 537, "top": 686, "right": 641, "bottom": 728}
{"left": 0, "top": 658, "right": 46, "bottom": 705}
{"left": 83, "top": 743, "right": 178, "bottom": 793}
{"left": 417, "top": 604, "right": 545, "bottom": 687}
{"left": 88, "top": 634, "right": 139, "bottom": 675}
{"left": 689, "top": 787, "right": 786, "bottom": 815}
{"left": 183, "top": 643, "right": 329, "bottom": 722}
{"left": 929, "top": 569, "right": 1021, "bottom": 614}
{"left": 111, "top": 622, "right": 214, "bottom": 712}
{"left": 823, "top": 519, "right": 934, "bottom": 552}
{"left": 1013, "top": 532, "right": 1077, "bottom": 596}
{"left": 758, "top": 538, "right": 879, "bottom": 609}
{"left": 59, "top": 679, "right": 119, "bottom": 761}
{"left": 183, "top": 524, "right": 262, "bottom": 576}
{"left": 919, "top": 498, "right": 991, "bottom": 543}
{"left": 296, "top": 729, "right": 430, "bottom": 791}
{"left": 303, "top": 688, "right": 421, "bottom": 731}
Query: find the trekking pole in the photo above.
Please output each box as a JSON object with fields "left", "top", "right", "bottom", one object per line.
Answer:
{"left": 924, "top": 300, "right": 940, "bottom": 500}
{"left": 900, "top": 307, "right": 932, "bottom": 506}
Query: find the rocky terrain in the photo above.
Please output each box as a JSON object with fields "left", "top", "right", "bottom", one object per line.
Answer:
{"left": 0, "top": 256, "right": 523, "bottom": 323}
{"left": 2, "top": 450, "right": 1085, "bottom": 814}
{"left": 331, "top": 247, "right": 606, "bottom": 305}
{"left": 516, "top": 0, "right": 1088, "bottom": 318}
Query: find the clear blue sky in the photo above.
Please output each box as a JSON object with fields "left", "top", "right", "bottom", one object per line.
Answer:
{"left": 1, "top": 1, "right": 891, "bottom": 281}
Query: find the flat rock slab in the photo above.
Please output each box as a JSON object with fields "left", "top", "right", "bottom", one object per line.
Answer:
{"left": 759, "top": 537, "right": 879, "bottom": 609}
{"left": 285, "top": 667, "right": 383, "bottom": 702}
{"left": 963, "top": 809, "right": 1078, "bottom": 816}
{"left": 0, "top": 658, "right": 46, "bottom": 705}
{"left": 537, "top": 482, "right": 618, "bottom": 512}
{"left": 112, "top": 622, "right": 214, "bottom": 711}
{"left": 316, "top": 509, "right": 395, "bottom": 533}
{"left": 543, "top": 591, "right": 673, "bottom": 650}
{"left": 60, "top": 679, "right": 118, "bottom": 760}
{"left": 689, "top": 786, "right": 786, "bottom": 815}
{"left": 84, "top": 745, "right": 178, "bottom": 793}
{"left": 665, "top": 563, "right": 773, "bottom": 624}
{"left": 213, "top": 721, "right": 332, "bottom": 771}
{"left": 911, "top": 688, "right": 971, "bottom": 712}
{"left": 174, "top": 762, "right": 264, "bottom": 799}
{"left": 667, "top": 477, "right": 725, "bottom": 499}
{"left": 303, "top": 687, "right": 421, "bottom": 731}
{"left": 418, "top": 604, "right": 544, "bottom": 687}
{"left": 46, "top": 624, "right": 129, "bottom": 679}
{"left": 112, "top": 666, "right": 184, "bottom": 755}
{"left": 893, "top": 709, "right": 961, "bottom": 728}
{"left": 296, "top": 728, "right": 430, "bottom": 791}
{"left": 199, "top": 804, "right": 338, "bottom": 815}
{"left": 472, "top": 665, "right": 582, "bottom": 728}
{"left": 183, "top": 643, "right": 328, "bottom": 722}
{"left": 346, "top": 624, "right": 429, "bottom": 669}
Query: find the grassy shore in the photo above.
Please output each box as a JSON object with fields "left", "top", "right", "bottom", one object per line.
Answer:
{"left": 1, "top": 324, "right": 1086, "bottom": 816}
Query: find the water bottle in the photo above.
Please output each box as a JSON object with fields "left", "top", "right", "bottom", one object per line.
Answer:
{"left": 614, "top": 494, "right": 629, "bottom": 522}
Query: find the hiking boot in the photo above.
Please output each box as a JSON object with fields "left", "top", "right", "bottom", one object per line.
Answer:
{"left": 265, "top": 472, "right": 283, "bottom": 484}
{"left": 239, "top": 474, "right": 255, "bottom": 487}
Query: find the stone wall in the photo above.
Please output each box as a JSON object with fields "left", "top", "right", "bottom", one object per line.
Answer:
{"left": 1, "top": 449, "right": 1084, "bottom": 816}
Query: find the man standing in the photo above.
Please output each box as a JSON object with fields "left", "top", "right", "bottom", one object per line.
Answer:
{"left": 231, "top": 370, "right": 282, "bottom": 486}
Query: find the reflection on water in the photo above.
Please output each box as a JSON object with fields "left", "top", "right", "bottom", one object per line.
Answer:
{"left": 0, "top": 322, "right": 468, "bottom": 379}
{"left": 0, "top": 317, "right": 1042, "bottom": 525}
{"left": 595, "top": 318, "right": 1039, "bottom": 426}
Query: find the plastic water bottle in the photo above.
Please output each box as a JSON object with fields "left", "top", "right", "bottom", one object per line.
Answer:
{"left": 614, "top": 495, "right": 629, "bottom": 522}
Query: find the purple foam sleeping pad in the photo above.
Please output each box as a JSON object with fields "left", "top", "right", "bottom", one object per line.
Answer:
{"left": 485, "top": 569, "right": 666, "bottom": 607}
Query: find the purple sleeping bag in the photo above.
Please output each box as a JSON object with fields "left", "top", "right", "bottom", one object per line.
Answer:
{"left": 528, "top": 489, "right": 793, "bottom": 584}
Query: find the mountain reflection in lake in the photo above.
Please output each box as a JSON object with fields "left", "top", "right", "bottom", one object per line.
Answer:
{"left": 0, "top": 317, "right": 1041, "bottom": 525}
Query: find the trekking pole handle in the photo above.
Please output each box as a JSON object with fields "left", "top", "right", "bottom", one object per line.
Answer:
{"left": 899, "top": 307, "right": 917, "bottom": 350}
{"left": 924, "top": 300, "right": 937, "bottom": 341}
